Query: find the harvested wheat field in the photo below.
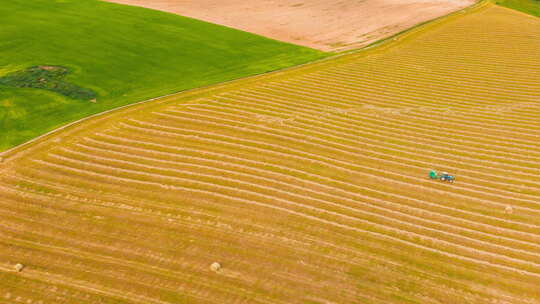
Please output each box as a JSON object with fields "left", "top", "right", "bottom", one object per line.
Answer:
{"left": 1, "top": 3, "right": 540, "bottom": 303}
{"left": 106, "top": 0, "right": 475, "bottom": 51}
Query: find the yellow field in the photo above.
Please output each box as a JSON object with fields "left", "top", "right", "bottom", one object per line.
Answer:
{"left": 1, "top": 3, "right": 539, "bottom": 303}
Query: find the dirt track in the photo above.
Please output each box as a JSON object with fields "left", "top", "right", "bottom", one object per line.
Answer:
{"left": 105, "top": 0, "right": 475, "bottom": 51}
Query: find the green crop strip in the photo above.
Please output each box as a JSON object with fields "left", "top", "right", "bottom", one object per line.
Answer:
{"left": 495, "top": 0, "right": 540, "bottom": 16}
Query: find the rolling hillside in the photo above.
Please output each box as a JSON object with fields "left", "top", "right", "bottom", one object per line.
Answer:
{"left": 0, "top": 0, "right": 326, "bottom": 152}
{"left": 1, "top": 2, "right": 539, "bottom": 304}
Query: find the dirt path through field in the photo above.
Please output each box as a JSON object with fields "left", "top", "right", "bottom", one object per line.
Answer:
{"left": 105, "top": 0, "right": 475, "bottom": 51}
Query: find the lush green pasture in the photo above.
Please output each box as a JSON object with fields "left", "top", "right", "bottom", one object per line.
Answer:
{"left": 0, "top": 0, "right": 327, "bottom": 151}
{"left": 495, "top": 0, "right": 540, "bottom": 16}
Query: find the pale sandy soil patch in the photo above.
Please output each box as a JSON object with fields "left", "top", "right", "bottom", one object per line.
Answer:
{"left": 105, "top": 0, "right": 475, "bottom": 51}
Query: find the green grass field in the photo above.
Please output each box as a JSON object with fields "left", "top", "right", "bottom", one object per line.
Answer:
{"left": 0, "top": 0, "right": 327, "bottom": 151}
{"left": 495, "top": 0, "right": 540, "bottom": 16}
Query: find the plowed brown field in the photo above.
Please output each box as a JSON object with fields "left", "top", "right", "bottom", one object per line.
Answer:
{"left": 105, "top": 0, "right": 475, "bottom": 51}
{"left": 1, "top": 3, "right": 539, "bottom": 303}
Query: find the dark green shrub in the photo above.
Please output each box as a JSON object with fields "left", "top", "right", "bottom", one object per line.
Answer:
{"left": 0, "top": 66, "right": 97, "bottom": 100}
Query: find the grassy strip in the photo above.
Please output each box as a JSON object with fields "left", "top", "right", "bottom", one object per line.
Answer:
{"left": 494, "top": 0, "right": 540, "bottom": 16}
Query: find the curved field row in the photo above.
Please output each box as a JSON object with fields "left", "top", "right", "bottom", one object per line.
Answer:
{"left": 0, "top": 3, "right": 539, "bottom": 304}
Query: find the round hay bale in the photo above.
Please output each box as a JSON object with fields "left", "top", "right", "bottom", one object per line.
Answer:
{"left": 0, "top": 156, "right": 3, "bottom": 163}
{"left": 210, "top": 262, "right": 221, "bottom": 272}
{"left": 505, "top": 205, "right": 514, "bottom": 214}
{"left": 14, "top": 263, "right": 24, "bottom": 272}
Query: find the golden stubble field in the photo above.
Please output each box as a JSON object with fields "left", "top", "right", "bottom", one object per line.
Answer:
{"left": 1, "top": 3, "right": 539, "bottom": 304}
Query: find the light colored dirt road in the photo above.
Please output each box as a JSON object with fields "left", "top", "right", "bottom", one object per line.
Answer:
{"left": 105, "top": 0, "right": 475, "bottom": 51}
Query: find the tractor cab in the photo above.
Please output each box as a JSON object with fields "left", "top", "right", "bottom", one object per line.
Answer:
{"left": 439, "top": 172, "right": 455, "bottom": 183}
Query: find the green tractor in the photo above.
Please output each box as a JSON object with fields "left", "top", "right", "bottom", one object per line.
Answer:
{"left": 429, "top": 170, "right": 455, "bottom": 183}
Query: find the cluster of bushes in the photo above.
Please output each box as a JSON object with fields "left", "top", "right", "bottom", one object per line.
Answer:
{"left": 0, "top": 66, "right": 96, "bottom": 100}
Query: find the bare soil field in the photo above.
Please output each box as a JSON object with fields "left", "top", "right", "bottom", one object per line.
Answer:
{"left": 105, "top": 0, "right": 476, "bottom": 51}
{"left": 1, "top": 3, "right": 540, "bottom": 303}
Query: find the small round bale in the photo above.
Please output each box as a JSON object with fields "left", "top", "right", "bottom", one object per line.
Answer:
{"left": 505, "top": 205, "right": 513, "bottom": 214}
{"left": 14, "top": 263, "right": 24, "bottom": 272}
{"left": 210, "top": 262, "right": 221, "bottom": 272}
